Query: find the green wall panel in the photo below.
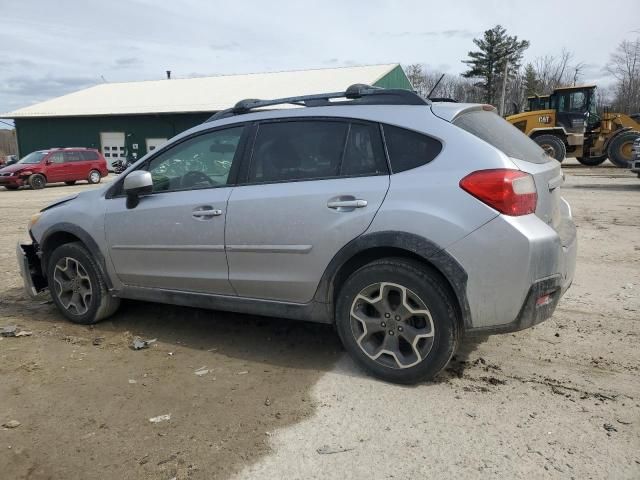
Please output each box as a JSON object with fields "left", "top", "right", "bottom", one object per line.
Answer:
{"left": 373, "top": 65, "right": 412, "bottom": 90}
{"left": 14, "top": 113, "right": 210, "bottom": 157}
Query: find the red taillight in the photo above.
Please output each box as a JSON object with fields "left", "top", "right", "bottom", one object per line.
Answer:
{"left": 459, "top": 169, "right": 537, "bottom": 216}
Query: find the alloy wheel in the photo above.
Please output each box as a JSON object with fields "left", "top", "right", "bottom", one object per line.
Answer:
{"left": 350, "top": 282, "right": 435, "bottom": 369}
{"left": 53, "top": 257, "right": 93, "bottom": 315}
{"left": 89, "top": 171, "right": 100, "bottom": 183}
{"left": 31, "top": 176, "right": 44, "bottom": 189}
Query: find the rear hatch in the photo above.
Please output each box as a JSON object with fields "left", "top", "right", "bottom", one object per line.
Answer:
{"left": 437, "top": 105, "right": 565, "bottom": 234}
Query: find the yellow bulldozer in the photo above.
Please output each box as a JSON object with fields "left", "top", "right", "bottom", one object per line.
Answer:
{"left": 506, "top": 85, "right": 640, "bottom": 167}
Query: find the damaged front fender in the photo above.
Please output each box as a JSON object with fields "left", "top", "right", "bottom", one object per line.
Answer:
{"left": 16, "top": 242, "right": 47, "bottom": 297}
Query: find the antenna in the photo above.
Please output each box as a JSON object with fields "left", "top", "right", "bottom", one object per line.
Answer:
{"left": 427, "top": 74, "right": 445, "bottom": 99}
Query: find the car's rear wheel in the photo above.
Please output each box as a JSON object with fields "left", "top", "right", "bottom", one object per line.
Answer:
{"left": 47, "top": 242, "right": 120, "bottom": 324}
{"left": 29, "top": 174, "right": 46, "bottom": 190}
{"left": 88, "top": 170, "right": 101, "bottom": 184}
{"left": 4, "top": 185, "right": 19, "bottom": 190}
{"left": 335, "top": 258, "right": 459, "bottom": 384}
{"left": 64, "top": 180, "right": 76, "bottom": 185}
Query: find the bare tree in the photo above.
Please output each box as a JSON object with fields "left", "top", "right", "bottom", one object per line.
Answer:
{"left": 534, "top": 49, "right": 576, "bottom": 92}
{"left": 402, "top": 64, "right": 485, "bottom": 103}
{"left": 606, "top": 38, "right": 640, "bottom": 113}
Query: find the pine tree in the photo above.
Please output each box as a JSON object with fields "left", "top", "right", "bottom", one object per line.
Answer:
{"left": 462, "top": 25, "right": 530, "bottom": 105}
{"left": 523, "top": 63, "right": 539, "bottom": 97}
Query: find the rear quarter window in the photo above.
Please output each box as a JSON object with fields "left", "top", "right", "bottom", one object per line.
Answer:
{"left": 382, "top": 124, "right": 443, "bottom": 173}
{"left": 453, "top": 110, "right": 549, "bottom": 163}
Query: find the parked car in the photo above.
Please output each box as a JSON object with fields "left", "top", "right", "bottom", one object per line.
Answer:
{"left": 17, "top": 85, "right": 577, "bottom": 384}
{"left": 0, "top": 148, "right": 108, "bottom": 190}
{"left": 0, "top": 155, "right": 18, "bottom": 167}
{"left": 631, "top": 137, "right": 640, "bottom": 178}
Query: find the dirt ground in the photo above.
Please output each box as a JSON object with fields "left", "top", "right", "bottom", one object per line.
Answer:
{"left": 0, "top": 161, "right": 638, "bottom": 480}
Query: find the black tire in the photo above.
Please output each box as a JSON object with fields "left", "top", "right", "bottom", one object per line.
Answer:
{"left": 607, "top": 130, "right": 640, "bottom": 168}
{"left": 47, "top": 242, "right": 120, "bottom": 324}
{"left": 335, "top": 258, "right": 460, "bottom": 384}
{"left": 534, "top": 134, "right": 566, "bottom": 162}
{"left": 87, "top": 169, "right": 101, "bottom": 184}
{"left": 576, "top": 155, "right": 607, "bottom": 166}
{"left": 64, "top": 180, "right": 76, "bottom": 186}
{"left": 29, "top": 174, "right": 46, "bottom": 190}
{"left": 4, "top": 185, "right": 19, "bottom": 190}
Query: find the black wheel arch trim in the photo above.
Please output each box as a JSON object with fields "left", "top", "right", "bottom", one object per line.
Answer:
{"left": 312, "top": 230, "right": 472, "bottom": 329}
{"left": 39, "top": 223, "right": 113, "bottom": 289}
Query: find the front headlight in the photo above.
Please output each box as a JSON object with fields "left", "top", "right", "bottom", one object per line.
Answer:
{"left": 28, "top": 212, "right": 42, "bottom": 230}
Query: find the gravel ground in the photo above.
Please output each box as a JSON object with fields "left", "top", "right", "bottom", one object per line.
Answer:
{"left": 1, "top": 161, "right": 639, "bottom": 479}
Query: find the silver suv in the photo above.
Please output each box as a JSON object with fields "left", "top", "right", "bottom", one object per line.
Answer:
{"left": 17, "top": 85, "right": 577, "bottom": 383}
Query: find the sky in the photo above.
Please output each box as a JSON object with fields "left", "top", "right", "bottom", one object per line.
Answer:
{"left": 1, "top": 0, "right": 638, "bottom": 128}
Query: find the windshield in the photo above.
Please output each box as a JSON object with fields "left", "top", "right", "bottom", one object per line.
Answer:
{"left": 18, "top": 151, "right": 47, "bottom": 164}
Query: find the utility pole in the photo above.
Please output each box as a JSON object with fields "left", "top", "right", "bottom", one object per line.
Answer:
{"left": 499, "top": 59, "right": 509, "bottom": 116}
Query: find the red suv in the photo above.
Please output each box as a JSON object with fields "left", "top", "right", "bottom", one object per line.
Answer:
{"left": 0, "top": 148, "right": 108, "bottom": 190}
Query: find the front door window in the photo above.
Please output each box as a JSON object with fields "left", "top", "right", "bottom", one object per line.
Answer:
{"left": 146, "top": 127, "right": 243, "bottom": 192}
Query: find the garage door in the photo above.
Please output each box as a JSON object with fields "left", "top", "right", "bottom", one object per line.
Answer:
{"left": 100, "top": 132, "right": 125, "bottom": 170}
{"left": 146, "top": 138, "right": 167, "bottom": 153}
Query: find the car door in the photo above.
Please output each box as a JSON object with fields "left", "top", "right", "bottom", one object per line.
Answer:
{"left": 44, "top": 152, "right": 66, "bottom": 182}
{"left": 62, "top": 151, "right": 84, "bottom": 180}
{"left": 104, "top": 125, "right": 247, "bottom": 294}
{"left": 226, "top": 119, "right": 390, "bottom": 303}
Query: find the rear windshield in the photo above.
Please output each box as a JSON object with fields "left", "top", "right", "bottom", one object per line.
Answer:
{"left": 454, "top": 110, "right": 549, "bottom": 163}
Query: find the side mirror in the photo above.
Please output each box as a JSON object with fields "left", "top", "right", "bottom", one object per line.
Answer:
{"left": 124, "top": 170, "right": 153, "bottom": 209}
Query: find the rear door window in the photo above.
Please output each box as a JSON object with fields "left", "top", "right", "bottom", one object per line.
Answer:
{"left": 247, "top": 120, "right": 388, "bottom": 184}
{"left": 63, "top": 151, "right": 83, "bottom": 162}
{"left": 248, "top": 121, "right": 348, "bottom": 183}
{"left": 382, "top": 124, "right": 442, "bottom": 173}
{"left": 340, "top": 123, "right": 387, "bottom": 176}
{"left": 454, "top": 109, "right": 549, "bottom": 163}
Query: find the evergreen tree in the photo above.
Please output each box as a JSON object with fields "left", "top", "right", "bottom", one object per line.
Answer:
{"left": 462, "top": 25, "right": 530, "bottom": 105}
{"left": 523, "top": 63, "right": 539, "bottom": 97}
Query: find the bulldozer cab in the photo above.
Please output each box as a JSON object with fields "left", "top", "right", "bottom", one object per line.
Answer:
{"left": 549, "top": 85, "right": 599, "bottom": 129}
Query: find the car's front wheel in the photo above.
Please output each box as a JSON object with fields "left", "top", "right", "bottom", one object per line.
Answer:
{"left": 336, "top": 258, "right": 459, "bottom": 384}
{"left": 29, "top": 174, "right": 46, "bottom": 189}
{"left": 47, "top": 242, "right": 120, "bottom": 324}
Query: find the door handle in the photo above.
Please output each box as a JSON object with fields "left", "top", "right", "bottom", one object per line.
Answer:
{"left": 327, "top": 199, "right": 368, "bottom": 209}
{"left": 192, "top": 207, "right": 222, "bottom": 219}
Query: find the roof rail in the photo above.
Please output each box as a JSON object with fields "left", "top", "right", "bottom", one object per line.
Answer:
{"left": 207, "top": 84, "right": 428, "bottom": 121}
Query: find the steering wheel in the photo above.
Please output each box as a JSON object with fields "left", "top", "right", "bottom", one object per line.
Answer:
{"left": 181, "top": 170, "right": 216, "bottom": 188}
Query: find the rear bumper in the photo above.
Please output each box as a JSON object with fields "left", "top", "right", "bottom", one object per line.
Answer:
{"left": 446, "top": 198, "right": 577, "bottom": 334}
{"left": 16, "top": 241, "right": 47, "bottom": 298}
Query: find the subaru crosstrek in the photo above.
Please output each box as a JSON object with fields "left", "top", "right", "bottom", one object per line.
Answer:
{"left": 0, "top": 148, "right": 108, "bottom": 190}
{"left": 17, "top": 85, "right": 577, "bottom": 383}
